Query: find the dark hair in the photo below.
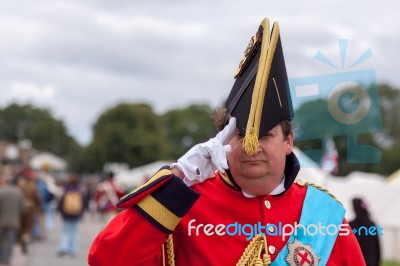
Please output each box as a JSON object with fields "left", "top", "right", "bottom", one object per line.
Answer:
{"left": 352, "top": 197, "right": 370, "bottom": 219}
{"left": 212, "top": 106, "right": 292, "bottom": 139}
{"left": 68, "top": 173, "right": 80, "bottom": 185}
{"left": 211, "top": 106, "right": 230, "bottom": 132}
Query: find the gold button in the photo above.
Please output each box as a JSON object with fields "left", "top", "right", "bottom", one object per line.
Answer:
{"left": 268, "top": 245, "right": 276, "bottom": 255}
{"left": 264, "top": 200, "right": 271, "bottom": 209}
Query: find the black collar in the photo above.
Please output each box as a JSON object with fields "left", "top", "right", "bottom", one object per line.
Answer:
{"left": 225, "top": 152, "right": 300, "bottom": 196}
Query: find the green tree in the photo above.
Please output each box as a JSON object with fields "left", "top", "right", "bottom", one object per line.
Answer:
{"left": 371, "top": 84, "right": 400, "bottom": 175}
{"left": 375, "top": 84, "right": 400, "bottom": 144}
{"left": 0, "top": 103, "right": 82, "bottom": 171}
{"left": 83, "top": 103, "right": 169, "bottom": 172}
{"left": 162, "top": 104, "right": 217, "bottom": 160}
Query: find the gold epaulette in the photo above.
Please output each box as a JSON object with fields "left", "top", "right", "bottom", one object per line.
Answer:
{"left": 295, "top": 179, "right": 342, "bottom": 206}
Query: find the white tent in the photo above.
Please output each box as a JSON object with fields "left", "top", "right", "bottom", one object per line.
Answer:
{"left": 29, "top": 151, "right": 67, "bottom": 171}
{"left": 324, "top": 172, "right": 387, "bottom": 220}
{"left": 380, "top": 190, "right": 400, "bottom": 228}
{"left": 379, "top": 170, "right": 400, "bottom": 261}
{"left": 388, "top": 168, "right": 400, "bottom": 184}
{"left": 292, "top": 146, "right": 331, "bottom": 186}
{"left": 115, "top": 160, "right": 173, "bottom": 190}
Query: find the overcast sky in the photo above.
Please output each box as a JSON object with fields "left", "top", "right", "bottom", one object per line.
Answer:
{"left": 0, "top": 0, "right": 398, "bottom": 145}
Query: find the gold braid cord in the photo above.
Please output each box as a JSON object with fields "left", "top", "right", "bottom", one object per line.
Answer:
{"left": 304, "top": 181, "right": 342, "bottom": 205}
{"left": 237, "top": 234, "right": 271, "bottom": 266}
{"left": 163, "top": 234, "right": 175, "bottom": 266}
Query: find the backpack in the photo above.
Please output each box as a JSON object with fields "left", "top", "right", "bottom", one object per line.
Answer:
{"left": 62, "top": 190, "right": 83, "bottom": 216}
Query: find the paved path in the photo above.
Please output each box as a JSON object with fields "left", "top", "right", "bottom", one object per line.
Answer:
{"left": 10, "top": 214, "right": 105, "bottom": 266}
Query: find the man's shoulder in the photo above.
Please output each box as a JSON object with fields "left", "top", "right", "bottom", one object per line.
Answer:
{"left": 294, "top": 179, "right": 343, "bottom": 206}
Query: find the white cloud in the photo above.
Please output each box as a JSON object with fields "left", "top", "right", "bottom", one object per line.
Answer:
{"left": 95, "top": 13, "right": 207, "bottom": 38}
{"left": 8, "top": 81, "right": 56, "bottom": 101}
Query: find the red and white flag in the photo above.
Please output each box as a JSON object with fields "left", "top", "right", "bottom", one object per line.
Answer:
{"left": 320, "top": 136, "right": 339, "bottom": 175}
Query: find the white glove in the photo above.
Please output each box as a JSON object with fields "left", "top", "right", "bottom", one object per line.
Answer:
{"left": 171, "top": 117, "right": 237, "bottom": 186}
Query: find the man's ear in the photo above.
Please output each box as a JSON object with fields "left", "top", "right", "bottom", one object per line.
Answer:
{"left": 285, "top": 131, "right": 294, "bottom": 155}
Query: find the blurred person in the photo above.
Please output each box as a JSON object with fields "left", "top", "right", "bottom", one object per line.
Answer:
{"left": 16, "top": 168, "right": 42, "bottom": 254}
{"left": 88, "top": 18, "right": 365, "bottom": 265}
{"left": 349, "top": 197, "right": 381, "bottom": 266}
{"left": 57, "top": 173, "right": 85, "bottom": 258}
{"left": 33, "top": 164, "right": 61, "bottom": 240}
{"left": 94, "top": 172, "right": 124, "bottom": 223}
{"left": 0, "top": 167, "right": 25, "bottom": 266}
{"left": 86, "top": 178, "right": 100, "bottom": 222}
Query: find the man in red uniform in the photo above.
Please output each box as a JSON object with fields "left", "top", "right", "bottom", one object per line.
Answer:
{"left": 89, "top": 18, "right": 365, "bottom": 266}
{"left": 94, "top": 172, "right": 124, "bottom": 223}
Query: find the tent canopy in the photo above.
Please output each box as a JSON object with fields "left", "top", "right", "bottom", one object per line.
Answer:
{"left": 29, "top": 152, "right": 67, "bottom": 171}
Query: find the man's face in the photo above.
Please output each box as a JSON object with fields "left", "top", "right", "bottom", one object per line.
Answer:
{"left": 226, "top": 123, "right": 294, "bottom": 195}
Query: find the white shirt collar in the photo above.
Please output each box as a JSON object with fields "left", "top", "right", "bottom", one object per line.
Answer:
{"left": 242, "top": 176, "right": 286, "bottom": 198}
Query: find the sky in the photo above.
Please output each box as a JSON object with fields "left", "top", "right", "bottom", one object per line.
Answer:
{"left": 0, "top": 0, "right": 398, "bottom": 145}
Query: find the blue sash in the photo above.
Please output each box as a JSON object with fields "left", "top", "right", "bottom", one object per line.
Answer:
{"left": 271, "top": 186, "right": 345, "bottom": 265}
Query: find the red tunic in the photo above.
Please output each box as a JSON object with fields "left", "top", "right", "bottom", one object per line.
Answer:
{"left": 88, "top": 169, "right": 365, "bottom": 265}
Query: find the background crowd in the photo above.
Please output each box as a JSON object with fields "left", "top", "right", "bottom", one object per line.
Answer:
{"left": 0, "top": 164, "right": 124, "bottom": 266}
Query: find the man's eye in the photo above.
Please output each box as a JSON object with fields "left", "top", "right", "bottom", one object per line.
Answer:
{"left": 235, "top": 131, "right": 244, "bottom": 141}
{"left": 262, "top": 133, "right": 273, "bottom": 138}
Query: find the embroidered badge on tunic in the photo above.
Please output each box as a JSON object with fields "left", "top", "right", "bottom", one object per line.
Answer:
{"left": 285, "top": 239, "right": 320, "bottom": 266}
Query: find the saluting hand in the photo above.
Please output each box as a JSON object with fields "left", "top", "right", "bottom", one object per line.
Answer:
{"left": 171, "top": 117, "right": 236, "bottom": 186}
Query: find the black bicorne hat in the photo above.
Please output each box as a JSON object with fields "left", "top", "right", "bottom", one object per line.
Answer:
{"left": 225, "top": 18, "right": 294, "bottom": 155}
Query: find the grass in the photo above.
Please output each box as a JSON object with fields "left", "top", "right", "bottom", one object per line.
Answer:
{"left": 382, "top": 262, "right": 400, "bottom": 266}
